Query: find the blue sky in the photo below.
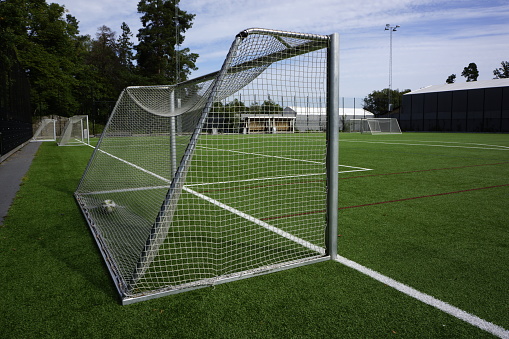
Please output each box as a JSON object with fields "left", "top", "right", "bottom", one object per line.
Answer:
{"left": 54, "top": 0, "right": 509, "bottom": 98}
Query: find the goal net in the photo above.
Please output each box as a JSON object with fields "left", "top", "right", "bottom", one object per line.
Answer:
{"left": 31, "top": 118, "right": 56, "bottom": 142}
{"left": 75, "top": 28, "right": 338, "bottom": 304}
{"left": 58, "top": 115, "right": 90, "bottom": 146}
{"left": 351, "top": 118, "right": 401, "bottom": 134}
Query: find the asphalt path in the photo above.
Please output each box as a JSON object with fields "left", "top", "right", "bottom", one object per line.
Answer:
{"left": 0, "top": 142, "right": 41, "bottom": 225}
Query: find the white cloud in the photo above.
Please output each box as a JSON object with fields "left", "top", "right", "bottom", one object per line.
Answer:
{"left": 54, "top": 0, "right": 509, "bottom": 98}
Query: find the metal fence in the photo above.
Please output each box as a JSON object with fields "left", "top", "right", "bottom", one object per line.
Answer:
{"left": 0, "top": 56, "right": 32, "bottom": 157}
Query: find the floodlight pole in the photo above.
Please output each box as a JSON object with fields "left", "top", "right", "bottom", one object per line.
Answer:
{"left": 385, "top": 24, "right": 399, "bottom": 112}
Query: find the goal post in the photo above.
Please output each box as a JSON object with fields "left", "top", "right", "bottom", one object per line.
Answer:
{"left": 31, "top": 118, "right": 57, "bottom": 142}
{"left": 349, "top": 118, "right": 401, "bottom": 134}
{"left": 363, "top": 118, "right": 401, "bottom": 134}
{"left": 58, "top": 115, "right": 90, "bottom": 146}
{"left": 75, "top": 28, "right": 339, "bottom": 304}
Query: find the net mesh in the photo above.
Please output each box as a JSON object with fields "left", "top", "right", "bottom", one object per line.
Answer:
{"left": 75, "top": 29, "right": 331, "bottom": 302}
{"left": 31, "top": 118, "right": 56, "bottom": 142}
{"left": 58, "top": 115, "right": 90, "bottom": 146}
{"left": 361, "top": 118, "right": 402, "bottom": 134}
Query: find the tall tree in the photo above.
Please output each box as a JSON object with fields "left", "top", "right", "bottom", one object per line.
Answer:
{"left": 493, "top": 61, "right": 509, "bottom": 79}
{"left": 363, "top": 88, "right": 410, "bottom": 115}
{"left": 117, "top": 22, "right": 135, "bottom": 70}
{"left": 461, "top": 62, "right": 479, "bottom": 82}
{"left": 136, "top": 0, "right": 198, "bottom": 83}
{"left": 86, "top": 26, "right": 123, "bottom": 99}
{"left": 3, "top": 0, "right": 86, "bottom": 117}
{"left": 446, "top": 74, "right": 456, "bottom": 84}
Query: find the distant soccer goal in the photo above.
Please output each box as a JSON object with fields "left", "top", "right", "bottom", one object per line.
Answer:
{"left": 75, "top": 28, "right": 339, "bottom": 304}
{"left": 31, "top": 118, "right": 56, "bottom": 142}
{"left": 58, "top": 115, "right": 90, "bottom": 146}
{"left": 350, "top": 118, "right": 401, "bottom": 134}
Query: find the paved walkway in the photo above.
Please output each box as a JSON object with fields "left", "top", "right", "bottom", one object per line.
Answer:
{"left": 0, "top": 142, "right": 41, "bottom": 225}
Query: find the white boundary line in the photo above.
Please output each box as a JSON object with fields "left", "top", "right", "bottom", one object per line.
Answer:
{"left": 186, "top": 165, "right": 373, "bottom": 188}
{"left": 182, "top": 186, "right": 325, "bottom": 255}
{"left": 348, "top": 139, "right": 509, "bottom": 149}
{"left": 335, "top": 255, "right": 509, "bottom": 338}
{"left": 340, "top": 139, "right": 509, "bottom": 151}
{"left": 196, "top": 145, "right": 325, "bottom": 164}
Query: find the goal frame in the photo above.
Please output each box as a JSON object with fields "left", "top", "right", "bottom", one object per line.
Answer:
{"left": 31, "top": 118, "right": 57, "bottom": 142}
{"left": 58, "top": 115, "right": 90, "bottom": 146}
{"left": 357, "top": 118, "right": 402, "bottom": 134}
{"left": 75, "top": 28, "right": 339, "bottom": 305}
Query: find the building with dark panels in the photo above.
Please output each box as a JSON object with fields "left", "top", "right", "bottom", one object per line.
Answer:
{"left": 400, "top": 78, "right": 509, "bottom": 132}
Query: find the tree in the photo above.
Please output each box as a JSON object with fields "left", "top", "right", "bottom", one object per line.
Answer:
{"left": 260, "top": 100, "right": 283, "bottom": 114}
{"left": 363, "top": 88, "right": 410, "bottom": 115}
{"left": 3, "top": 0, "right": 87, "bottom": 117}
{"left": 136, "top": 0, "right": 198, "bottom": 83}
{"left": 461, "top": 62, "right": 479, "bottom": 82}
{"left": 446, "top": 74, "right": 456, "bottom": 84}
{"left": 493, "top": 61, "right": 509, "bottom": 79}
{"left": 117, "top": 22, "right": 135, "bottom": 70}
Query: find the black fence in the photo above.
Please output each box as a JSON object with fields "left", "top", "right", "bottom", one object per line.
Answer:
{"left": 400, "top": 87, "right": 509, "bottom": 132}
{"left": 1, "top": 56, "right": 32, "bottom": 157}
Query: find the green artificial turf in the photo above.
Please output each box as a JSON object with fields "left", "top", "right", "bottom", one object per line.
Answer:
{"left": 1, "top": 133, "right": 508, "bottom": 338}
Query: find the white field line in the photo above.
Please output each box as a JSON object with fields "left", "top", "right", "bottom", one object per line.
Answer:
{"left": 186, "top": 165, "right": 373, "bottom": 188}
{"left": 340, "top": 139, "right": 509, "bottom": 151}
{"left": 335, "top": 255, "right": 509, "bottom": 339}
{"left": 87, "top": 144, "right": 170, "bottom": 184}
{"left": 196, "top": 145, "right": 324, "bottom": 164}
{"left": 182, "top": 186, "right": 325, "bottom": 255}
{"left": 86, "top": 142, "right": 372, "bottom": 189}
{"left": 355, "top": 139, "right": 509, "bottom": 149}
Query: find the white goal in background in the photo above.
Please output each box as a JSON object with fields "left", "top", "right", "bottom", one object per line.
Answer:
{"left": 58, "top": 115, "right": 90, "bottom": 146}
{"left": 31, "top": 118, "right": 56, "bottom": 142}
{"left": 75, "top": 28, "right": 339, "bottom": 304}
{"left": 350, "top": 118, "right": 401, "bottom": 134}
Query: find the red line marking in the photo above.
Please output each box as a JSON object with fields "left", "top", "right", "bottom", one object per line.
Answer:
{"left": 261, "top": 183, "right": 509, "bottom": 221}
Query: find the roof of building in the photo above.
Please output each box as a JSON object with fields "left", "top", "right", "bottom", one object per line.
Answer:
{"left": 406, "top": 78, "right": 509, "bottom": 95}
{"left": 283, "top": 107, "right": 374, "bottom": 116}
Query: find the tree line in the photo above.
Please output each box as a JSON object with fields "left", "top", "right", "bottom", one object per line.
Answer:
{"left": 0, "top": 0, "right": 197, "bottom": 125}
{"left": 446, "top": 61, "right": 509, "bottom": 84}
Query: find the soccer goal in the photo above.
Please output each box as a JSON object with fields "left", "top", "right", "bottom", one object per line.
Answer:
{"left": 58, "top": 115, "right": 90, "bottom": 146}
{"left": 75, "top": 28, "right": 339, "bottom": 304}
{"left": 31, "top": 118, "right": 57, "bottom": 142}
{"left": 350, "top": 118, "right": 401, "bottom": 134}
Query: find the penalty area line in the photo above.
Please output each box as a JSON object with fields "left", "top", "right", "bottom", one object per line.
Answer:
{"left": 335, "top": 255, "right": 509, "bottom": 338}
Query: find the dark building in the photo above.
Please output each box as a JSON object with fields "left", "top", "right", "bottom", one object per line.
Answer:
{"left": 400, "top": 78, "right": 509, "bottom": 132}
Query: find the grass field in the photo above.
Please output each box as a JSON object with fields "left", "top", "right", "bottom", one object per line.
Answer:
{"left": 1, "top": 132, "right": 508, "bottom": 338}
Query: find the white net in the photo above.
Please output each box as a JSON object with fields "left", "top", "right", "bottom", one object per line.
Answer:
{"left": 31, "top": 118, "right": 56, "bottom": 142}
{"left": 75, "top": 28, "right": 333, "bottom": 303}
{"left": 362, "top": 118, "right": 402, "bottom": 134}
{"left": 58, "top": 115, "right": 90, "bottom": 146}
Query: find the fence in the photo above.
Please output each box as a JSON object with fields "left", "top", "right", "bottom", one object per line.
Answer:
{"left": 0, "top": 55, "right": 32, "bottom": 158}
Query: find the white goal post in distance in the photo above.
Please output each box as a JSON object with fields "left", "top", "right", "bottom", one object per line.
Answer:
{"left": 31, "top": 118, "right": 57, "bottom": 142}
{"left": 75, "top": 28, "right": 339, "bottom": 304}
{"left": 351, "top": 118, "right": 401, "bottom": 134}
{"left": 58, "top": 115, "right": 90, "bottom": 146}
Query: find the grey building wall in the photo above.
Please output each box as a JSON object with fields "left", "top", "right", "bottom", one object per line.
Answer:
{"left": 400, "top": 84, "right": 509, "bottom": 132}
